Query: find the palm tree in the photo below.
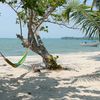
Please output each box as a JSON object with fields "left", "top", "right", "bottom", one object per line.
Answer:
{"left": 61, "top": 0, "right": 100, "bottom": 40}
{"left": 82, "top": 0, "right": 100, "bottom": 38}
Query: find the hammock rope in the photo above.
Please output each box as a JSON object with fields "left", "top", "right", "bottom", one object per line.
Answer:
{"left": 0, "top": 49, "right": 29, "bottom": 68}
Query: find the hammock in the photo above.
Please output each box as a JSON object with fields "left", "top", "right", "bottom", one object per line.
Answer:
{"left": 0, "top": 49, "right": 29, "bottom": 68}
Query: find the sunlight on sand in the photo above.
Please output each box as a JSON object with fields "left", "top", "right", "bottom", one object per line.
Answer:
{"left": 0, "top": 52, "right": 100, "bottom": 100}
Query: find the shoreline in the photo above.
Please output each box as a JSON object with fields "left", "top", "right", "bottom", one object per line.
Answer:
{"left": 1, "top": 51, "right": 100, "bottom": 74}
{"left": 1, "top": 50, "right": 100, "bottom": 57}
{"left": 0, "top": 51, "right": 100, "bottom": 100}
{"left": 2, "top": 50, "right": 100, "bottom": 57}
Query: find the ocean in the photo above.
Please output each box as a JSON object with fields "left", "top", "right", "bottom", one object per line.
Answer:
{"left": 0, "top": 38, "right": 100, "bottom": 56}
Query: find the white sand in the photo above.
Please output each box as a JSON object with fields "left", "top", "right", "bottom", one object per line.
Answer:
{"left": 0, "top": 51, "right": 100, "bottom": 100}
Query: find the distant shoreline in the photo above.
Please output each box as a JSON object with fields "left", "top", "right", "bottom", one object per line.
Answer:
{"left": 61, "top": 36, "right": 99, "bottom": 40}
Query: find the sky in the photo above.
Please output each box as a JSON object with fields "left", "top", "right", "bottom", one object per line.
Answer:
{"left": 0, "top": 1, "right": 92, "bottom": 38}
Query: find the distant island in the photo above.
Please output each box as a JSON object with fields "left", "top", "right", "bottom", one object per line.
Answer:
{"left": 61, "top": 37, "right": 99, "bottom": 40}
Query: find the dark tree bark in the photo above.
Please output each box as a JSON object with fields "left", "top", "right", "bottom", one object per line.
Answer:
{"left": 17, "top": 33, "right": 62, "bottom": 70}
{"left": 31, "top": 34, "right": 62, "bottom": 70}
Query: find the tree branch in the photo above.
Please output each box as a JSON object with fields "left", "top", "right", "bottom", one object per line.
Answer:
{"left": 5, "top": 1, "right": 23, "bottom": 36}
{"left": 33, "top": 7, "right": 56, "bottom": 33}
{"left": 45, "top": 20, "right": 79, "bottom": 29}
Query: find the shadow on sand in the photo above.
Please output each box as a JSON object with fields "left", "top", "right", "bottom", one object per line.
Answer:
{"left": 87, "top": 54, "right": 100, "bottom": 61}
{"left": 0, "top": 71, "right": 100, "bottom": 100}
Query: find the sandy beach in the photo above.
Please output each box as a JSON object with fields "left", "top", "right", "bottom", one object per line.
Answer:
{"left": 0, "top": 51, "right": 100, "bottom": 100}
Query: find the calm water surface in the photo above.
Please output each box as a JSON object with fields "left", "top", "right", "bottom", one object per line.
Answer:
{"left": 0, "top": 38, "right": 100, "bottom": 56}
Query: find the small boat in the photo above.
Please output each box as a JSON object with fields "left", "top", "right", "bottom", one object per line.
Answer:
{"left": 80, "top": 42, "right": 99, "bottom": 47}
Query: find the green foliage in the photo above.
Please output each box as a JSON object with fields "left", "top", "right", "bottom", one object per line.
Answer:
{"left": 22, "top": 0, "right": 38, "bottom": 10}
{"left": 48, "top": 0, "right": 66, "bottom": 7}
{"left": 40, "top": 26, "right": 48, "bottom": 32}
{"left": 61, "top": 0, "right": 80, "bottom": 22}
{"left": 95, "top": 0, "right": 100, "bottom": 11}
{"left": 47, "top": 55, "right": 62, "bottom": 70}
{"left": 17, "top": 11, "right": 27, "bottom": 24}
{"left": 0, "top": 0, "right": 68, "bottom": 21}
{"left": 0, "top": 0, "right": 68, "bottom": 34}
{"left": 0, "top": 0, "right": 5, "bottom": 3}
{"left": 1, "top": 0, "right": 100, "bottom": 40}
{"left": 51, "top": 14, "right": 62, "bottom": 21}
{"left": 70, "top": 4, "right": 100, "bottom": 39}
{"left": 21, "top": 0, "right": 66, "bottom": 16}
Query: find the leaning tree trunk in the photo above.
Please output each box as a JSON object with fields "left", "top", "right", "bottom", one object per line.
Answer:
{"left": 17, "top": 33, "right": 62, "bottom": 70}
{"left": 30, "top": 34, "right": 62, "bottom": 70}
{"left": 17, "top": 9, "right": 62, "bottom": 70}
{"left": 17, "top": 27, "right": 62, "bottom": 70}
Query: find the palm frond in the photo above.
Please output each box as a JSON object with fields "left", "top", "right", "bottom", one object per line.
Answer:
{"left": 61, "top": 0, "right": 80, "bottom": 22}
{"left": 95, "top": 0, "right": 100, "bottom": 11}
{"left": 70, "top": 4, "right": 100, "bottom": 39}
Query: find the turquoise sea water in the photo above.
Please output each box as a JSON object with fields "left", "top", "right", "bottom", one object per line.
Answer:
{"left": 0, "top": 38, "right": 100, "bottom": 56}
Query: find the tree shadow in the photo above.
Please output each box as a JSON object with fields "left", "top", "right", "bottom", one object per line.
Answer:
{"left": 0, "top": 71, "right": 100, "bottom": 100}
{"left": 87, "top": 54, "right": 100, "bottom": 61}
{"left": 70, "top": 86, "right": 100, "bottom": 100}
{"left": 0, "top": 71, "right": 78, "bottom": 100}
{"left": 71, "top": 94, "right": 100, "bottom": 100}
{"left": 56, "top": 72, "right": 100, "bottom": 100}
